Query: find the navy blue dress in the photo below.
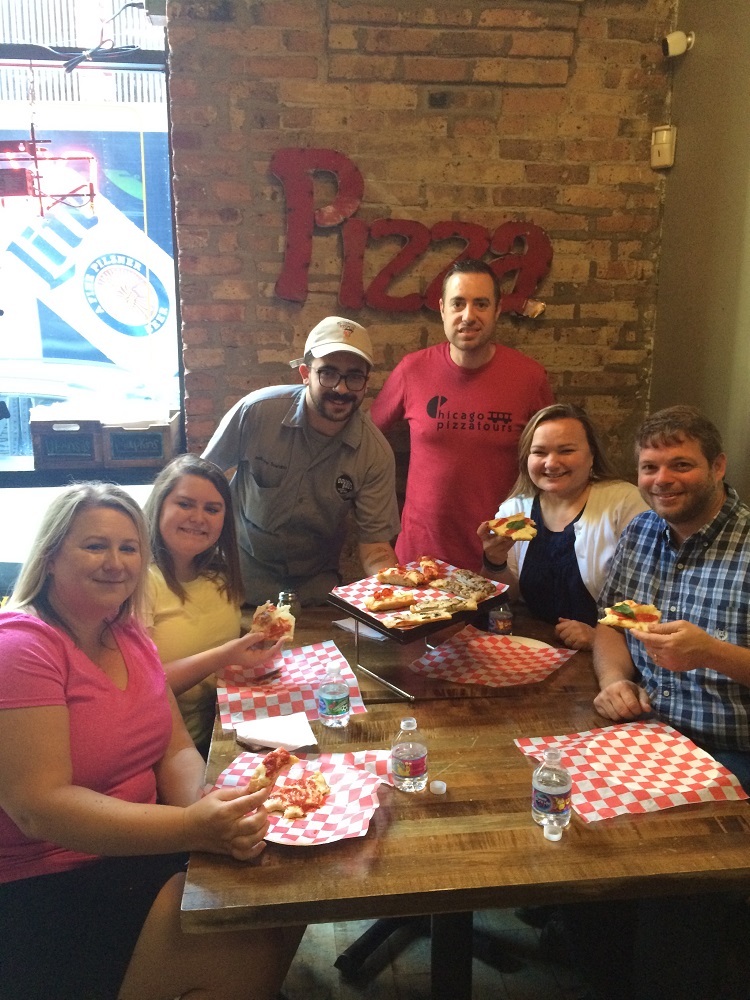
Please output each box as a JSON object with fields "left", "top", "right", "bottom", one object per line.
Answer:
{"left": 518, "top": 495, "right": 598, "bottom": 627}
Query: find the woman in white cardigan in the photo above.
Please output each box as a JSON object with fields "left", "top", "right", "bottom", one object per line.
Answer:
{"left": 478, "top": 403, "right": 648, "bottom": 650}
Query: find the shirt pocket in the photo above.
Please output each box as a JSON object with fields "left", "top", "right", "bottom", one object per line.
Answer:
{"left": 702, "top": 599, "right": 747, "bottom": 645}
{"left": 235, "top": 461, "right": 288, "bottom": 532}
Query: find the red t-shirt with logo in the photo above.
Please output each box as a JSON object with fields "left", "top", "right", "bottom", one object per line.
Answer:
{"left": 371, "top": 342, "right": 553, "bottom": 571}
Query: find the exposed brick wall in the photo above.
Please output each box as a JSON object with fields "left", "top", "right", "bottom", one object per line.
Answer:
{"left": 167, "top": 0, "right": 674, "bottom": 487}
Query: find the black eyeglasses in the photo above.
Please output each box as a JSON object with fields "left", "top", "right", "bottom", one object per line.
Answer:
{"left": 314, "top": 367, "right": 369, "bottom": 392}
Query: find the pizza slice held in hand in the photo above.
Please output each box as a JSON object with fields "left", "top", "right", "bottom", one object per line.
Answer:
{"left": 487, "top": 514, "right": 537, "bottom": 541}
{"left": 250, "top": 601, "right": 296, "bottom": 646}
{"left": 598, "top": 599, "right": 662, "bottom": 631}
{"left": 247, "top": 747, "right": 301, "bottom": 793}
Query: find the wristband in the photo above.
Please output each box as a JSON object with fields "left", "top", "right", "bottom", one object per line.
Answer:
{"left": 482, "top": 553, "right": 508, "bottom": 572}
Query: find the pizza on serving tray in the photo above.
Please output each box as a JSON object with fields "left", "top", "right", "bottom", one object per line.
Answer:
{"left": 430, "top": 567, "right": 496, "bottom": 603}
{"left": 364, "top": 587, "right": 415, "bottom": 612}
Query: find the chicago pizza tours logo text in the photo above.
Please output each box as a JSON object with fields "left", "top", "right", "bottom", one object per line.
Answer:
{"left": 426, "top": 396, "right": 514, "bottom": 433}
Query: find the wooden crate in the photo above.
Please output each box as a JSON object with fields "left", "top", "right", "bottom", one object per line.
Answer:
{"left": 101, "top": 411, "right": 181, "bottom": 468}
{"left": 31, "top": 419, "right": 104, "bottom": 470}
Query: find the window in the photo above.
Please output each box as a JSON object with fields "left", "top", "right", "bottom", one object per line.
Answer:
{"left": 0, "top": 1, "right": 179, "bottom": 476}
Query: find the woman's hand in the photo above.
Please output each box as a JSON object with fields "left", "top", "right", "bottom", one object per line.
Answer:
{"left": 183, "top": 784, "right": 271, "bottom": 861}
{"left": 219, "top": 632, "right": 284, "bottom": 672}
{"left": 555, "top": 618, "right": 595, "bottom": 651}
{"left": 476, "top": 521, "right": 515, "bottom": 567}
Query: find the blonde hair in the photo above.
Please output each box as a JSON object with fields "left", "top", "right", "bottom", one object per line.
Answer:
{"left": 506, "top": 403, "right": 615, "bottom": 500}
{"left": 9, "top": 482, "right": 150, "bottom": 631}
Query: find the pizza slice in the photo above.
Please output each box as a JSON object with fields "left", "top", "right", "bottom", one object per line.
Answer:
{"left": 364, "top": 587, "right": 415, "bottom": 612}
{"left": 377, "top": 565, "right": 427, "bottom": 588}
{"left": 432, "top": 568, "right": 496, "bottom": 603}
{"left": 250, "top": 601, "right": 296, "bottom": 646}
{"left": 410, "top": 595, "right": 477, "bottom": 615}
{"left": 247, "top": 747, "right": 301, "bottom": 793}
{"left": 598, "top": 599, "right": 662, "bottom": 631}
{"left": 417, "top": 555, "right": 442, "bottom": 584}
{"left": 265, "top": 770, "right": 331, "bottom": 820}
{"left": 487, "top": 514, "right": 537, "bottom": 541}
{"left": 381, "top": 609, "right": 453, "bottom": 630}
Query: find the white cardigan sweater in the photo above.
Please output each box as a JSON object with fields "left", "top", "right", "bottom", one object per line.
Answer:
{"left": 494, "top": 479, "right": 649, "bottom": 603}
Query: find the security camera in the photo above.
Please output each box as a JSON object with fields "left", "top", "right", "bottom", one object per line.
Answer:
{"left": 662, "top": 30, "right": 695, "bottom": 58}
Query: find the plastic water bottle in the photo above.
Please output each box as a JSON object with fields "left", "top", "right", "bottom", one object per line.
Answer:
{"left": 391, "top": 717, "right": 428, "bottom": 792}
{"left": 317, "top": 664, "right": 350, "bottom": 728}
{"left": 277, "top": 590, "right": 302, "bottom": 622}
{"left": 531, "top": 748, "right": 572, "bottom": 840}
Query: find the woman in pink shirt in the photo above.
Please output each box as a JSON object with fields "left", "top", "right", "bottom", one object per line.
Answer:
{"left": 0, "top": 482, "right": 300, "bottom": 1000}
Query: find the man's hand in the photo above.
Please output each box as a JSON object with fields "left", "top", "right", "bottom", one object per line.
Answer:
{"left": 594, "top": 679, "right": 652, "bottom": 721}
{"left": 631, "top": 620, "right": 717, "bottom": 673}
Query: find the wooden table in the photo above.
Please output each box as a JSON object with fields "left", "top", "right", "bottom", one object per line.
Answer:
{"left": 183, "top": 611, "right": 750, "bottom": 1000}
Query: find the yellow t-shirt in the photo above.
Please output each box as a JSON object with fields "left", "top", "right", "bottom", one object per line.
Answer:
{"left": 145, "top": 566, "right": 241, "bottom": 746}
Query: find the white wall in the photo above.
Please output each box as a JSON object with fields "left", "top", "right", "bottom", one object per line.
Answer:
{"left": 651, "top": 0, "right": 750, "bottom": 499}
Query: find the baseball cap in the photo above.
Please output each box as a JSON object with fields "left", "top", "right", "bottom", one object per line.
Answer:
{"left": 290, "top": 316, "right": 373, "bottom": 367}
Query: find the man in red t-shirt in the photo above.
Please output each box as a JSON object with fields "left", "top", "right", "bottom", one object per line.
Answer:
{"left": 370, "top": 259, "right": 553, "bottom": 572}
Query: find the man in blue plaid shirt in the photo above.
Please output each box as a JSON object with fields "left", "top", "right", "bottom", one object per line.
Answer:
{"left": 560, "top": 405, "right": 750, "bottom": 1000}
{"left": 593, "top": 404, "right": 750, "bottom": 792}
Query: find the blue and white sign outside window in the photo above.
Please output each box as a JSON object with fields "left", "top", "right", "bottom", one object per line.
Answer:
{"left": 0, "top": 118, "right": 179, "bottom": 461}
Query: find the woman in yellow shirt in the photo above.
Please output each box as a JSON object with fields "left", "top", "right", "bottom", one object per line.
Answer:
{"left": 144, "top": 455, "right": 282, "bottom": 755}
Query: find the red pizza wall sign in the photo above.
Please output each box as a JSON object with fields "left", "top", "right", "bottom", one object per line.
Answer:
{"left": 270, "top": 147, "right": 553, "bottom": 314}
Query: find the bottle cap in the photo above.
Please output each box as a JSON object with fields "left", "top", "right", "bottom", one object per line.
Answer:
{"left": 429, "top": 780, "right": 446, "bottom": 795}
{"left": 400, "top": 718, "right": 417, "bottom": 730}
{"left": 543, "top": 824, "right": 563, "bottom": 841}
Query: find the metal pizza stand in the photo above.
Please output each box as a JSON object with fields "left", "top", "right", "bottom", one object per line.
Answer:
{"left": 327, "top": 578, "right": 508, "bottom": 701}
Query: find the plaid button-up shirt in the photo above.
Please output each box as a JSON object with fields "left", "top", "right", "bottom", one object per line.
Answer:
{"left": 599, "top": 486, "right": 750, "bottom": 750}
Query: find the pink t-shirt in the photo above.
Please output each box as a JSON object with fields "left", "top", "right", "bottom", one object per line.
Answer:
{"left": 0, "top": 611, "right": 173, "bottom": 884}
{"left": 371, "top": 342, "right": 554, "bottom": 570}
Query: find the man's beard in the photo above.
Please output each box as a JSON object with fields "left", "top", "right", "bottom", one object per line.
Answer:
{"left": 314, "top": 391, "right": 359, "bottom": 423}
{"left": 646, "top": 478, "right": 721, "bottom": 526}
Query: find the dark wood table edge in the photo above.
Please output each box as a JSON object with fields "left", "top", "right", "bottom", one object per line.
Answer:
{"left": 181, "top": 864, "right": 750, "bottom": 934}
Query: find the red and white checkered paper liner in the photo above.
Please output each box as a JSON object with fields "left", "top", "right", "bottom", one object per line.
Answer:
{"left": 516, "top": 719, "right": 748, "bottom": 822}
{"left": 216, "top": 639, "right": 366, "bottom": 731}
{"left": 213, "top": 751, "right": 387, "bottom": 845}
{"left": 409, "top": 625, "right": 576, "bottom": 687}
{"left": 331, "top": 559, "right": 506, "bottom": 623}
